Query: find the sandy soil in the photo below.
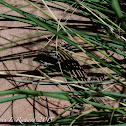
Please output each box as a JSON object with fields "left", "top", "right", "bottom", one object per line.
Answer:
{"left": 0, "top": 1, "right": 123, "bottom": 125}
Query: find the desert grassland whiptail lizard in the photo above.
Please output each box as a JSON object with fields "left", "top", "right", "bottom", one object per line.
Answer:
{"left": 34, "top": 46, "right": 105, "bottom": 114}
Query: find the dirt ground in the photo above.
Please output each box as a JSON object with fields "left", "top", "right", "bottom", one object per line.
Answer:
{"left": 0, "top": 1, "right": 124, "bottom": 125}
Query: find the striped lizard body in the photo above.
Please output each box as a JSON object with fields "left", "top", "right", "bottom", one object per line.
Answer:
{"left": 34, "top": 46, "right": 105, "bottom": 112}
{"left": 56, "top": 47, "right": 88, "bottom": 82}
